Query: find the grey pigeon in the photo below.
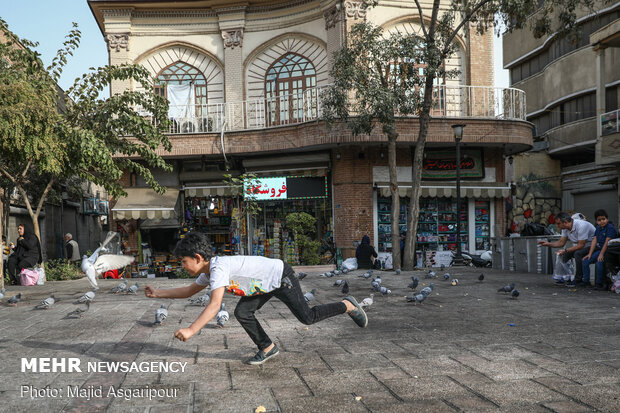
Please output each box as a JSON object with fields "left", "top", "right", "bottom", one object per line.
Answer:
{"left": 297, "top": 272, "right": 308, "bottom": 281}
{"left": 216, "top": 303, "right": 229, "bottom": 327}
{"left": 189, "top": 291, "right": 211, "bottom": 306}
{"left": 443, "top": 273, "right": 450, "bottom": 280}
{"left": 126, "top": 282, "right": 139, "bottom": 295}
{"left": 36, "top": 293, "right": 56, "bottom": 309}
{"left": 0, "top": 287, "right": 6, "bottom": 300}
{"left": 359, "top": 270, "right": 373, "bottom": 279}
{"left": 407, "top": 292, "right": 427, "bottom": 305}
{"left": 333, "top": 279, "right": 344, "bottom": 286}
{"left": 333, "top": 270, "right": 341, "bottom": 275}
{"left": 326, "top": 271, "right": 335, "bottom": 278}
{"left": 478, "top": 273, "right": 485, "bottom": 282}
{"left": 419, "top": 283, "right": 435, "bottom": 297}
{"left": 440, "top": 264, "right": 446, "bottom": 271}
{"left": 395, "top": 268, "right": 401, "bottom": 275}
{"left": 304, "top": 288, "right": 317, "bottom": 302}
{"left": 7, "top": 292, "right": 22, "bottom": 306}
{"left": 425, "top": 270, "right": 436, "bottom": 279}
{"left": 360, "top": 293, "right": 374, "bottom": 308}
{"left": 111, "top": 278, "right": 128, "bottom": 293}
{"left": 498, "top": 283, "right": 516, "bottom": 294}
{"left": 66, "top": 302, "right": 90, "bottom": 318}
{"left": 511, "top": 289, "right": 520, "bottom": 299}
{"left": 371, "top": 278, "right": 381, "bottom": 291}
{"left": 341, "top": 268, "right": 349, "bottom": 274}
{"left": 341, "top": 281, "right": 349, "bottom": 295}
{"left": 75, "top": 289, "right": 96, "bottom": 304}
{"left": 378, "top": 286, "right": 391, "bottom": 295}
{"left": 154, "top": 304, "right": 168, "bottom": 325}
{"left": 408, "top": 277, "right": 419, "bottom": 290}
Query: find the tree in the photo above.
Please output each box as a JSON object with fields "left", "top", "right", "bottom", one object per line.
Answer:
{"left": 0, "top": 19, "right": 172, "bottom": 278}
{"left": 324, "top": 0, "right": 604, "bottom": 270}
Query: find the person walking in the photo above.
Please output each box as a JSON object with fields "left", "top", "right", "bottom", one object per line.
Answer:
{"left": 7, "top": 224, "right": 42, "bottom": 285}
{"left": 64, "top": 233, "right": 81, "bottom": 264}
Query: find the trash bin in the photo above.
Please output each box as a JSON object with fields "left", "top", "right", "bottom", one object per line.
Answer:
{"left": 492, "top": 235, "right": 561, "bottom": 274}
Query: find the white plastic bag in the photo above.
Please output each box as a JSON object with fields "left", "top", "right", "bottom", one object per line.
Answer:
{"left": 35, "top": 266, "right": 45, "bottom": 285}
{"left": 342, "top": 257, "right": 358, "bottom": 271}
{"left": 552, "top": 254, "right": 574, "bottom": 281}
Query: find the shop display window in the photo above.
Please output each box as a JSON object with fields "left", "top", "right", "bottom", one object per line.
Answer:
{"left": 475, "top": 200, "right": 491, "bottom": 250}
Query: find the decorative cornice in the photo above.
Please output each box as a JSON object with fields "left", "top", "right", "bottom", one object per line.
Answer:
{"left": 101, "top": 9, "right": 132, "bottom": 18}
{"left": 323, "top": 3, "right": 342, "bottom": 30}
{"left": 222, "top": 29, "right": 244, "bottom": 49}
{"left": 105, "top": 33, "right": 130, "bottom": 52}
{"left": 344, "top": 1, "right": 367, "bottom": 20}
{"left": 132, "top": 10, "right": 216, "bottom": 19}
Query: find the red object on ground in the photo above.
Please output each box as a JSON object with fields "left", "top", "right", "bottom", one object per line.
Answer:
{"left": 523, "top": 209, "right": 532, "bottom": 218}
{"left": 104, "top": 269, "right": 122, "bottom": 279}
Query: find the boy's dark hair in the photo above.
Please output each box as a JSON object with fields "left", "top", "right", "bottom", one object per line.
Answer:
{"left": 594, "top": 209, "right": 608, "bottom": 219}
{"left": 173, "top": 231, "right": 213, "bottom": 260}
{"left": 555, "top": 212, "right": 572, "bottom": 223}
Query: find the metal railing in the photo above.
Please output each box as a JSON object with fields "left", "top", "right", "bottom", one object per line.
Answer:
{"left": 157, "top": 85, "right": 527, "bottom": 134}
{"left": 601, "top": 109, "right": 619, "bottom": 136}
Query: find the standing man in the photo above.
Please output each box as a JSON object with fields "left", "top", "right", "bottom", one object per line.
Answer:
{"left": 538, "top": 211, "right": 595, "bottom": 287}
{"left": 7, "top": 224, "right": 42, "bottom": 285}
{"left": 64, "top": 233, "right": 81, "bottom": 264}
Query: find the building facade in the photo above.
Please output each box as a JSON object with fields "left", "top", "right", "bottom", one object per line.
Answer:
{"left": 89, "top": 0, "right": 532, "bottom": 267}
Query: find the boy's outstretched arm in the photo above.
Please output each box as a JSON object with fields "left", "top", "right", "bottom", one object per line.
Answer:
{"left": 174, "top": 286, "right": 225, "bottom": 342}
{"left": 145, "top": 282, "right": 205, "bottom": 299}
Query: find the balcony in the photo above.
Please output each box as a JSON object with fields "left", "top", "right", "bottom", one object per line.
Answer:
{"left": 601, "top": 109, "right": 619, "bottom": 136}
{"left": 156, "top": 85, "right": 527, "bottom": 135}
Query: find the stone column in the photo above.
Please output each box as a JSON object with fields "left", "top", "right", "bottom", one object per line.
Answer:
{"left": 595, "top": 47, "right": 606, "bottom": 138}
{"left": 102, "top": 9, "right": 132, "bottom": 96}
{"left": 323, "top": 2, "right": 345, "bottom": 82}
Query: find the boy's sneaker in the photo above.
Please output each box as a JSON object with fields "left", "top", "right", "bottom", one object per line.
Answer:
{"left": 565, "top": 280, "right": 577, "bottom": 287}
{"left": 245, "top": 344, "right": 279, "bottom": 365}
{"left": 343, "top": 296, "right": 368, "bottom": 328}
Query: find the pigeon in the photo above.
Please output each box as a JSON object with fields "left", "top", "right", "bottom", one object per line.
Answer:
{"left": 440, "top": 264, "right": 446, "bottom": 271}
{"left": 7, "top": 292, "right": 22, "bottom": 306}
{"left": 378, "top": 286, "right": 391, "bottom": 295}
{"left": 333, "top": 270, "right": 341, "bottom": 275}
{"left": 443, "top": 273, "right": 451, "bottom": 280}
{"left": 333, "top": 279, "right": 344, "bottom": 286}
{"left": 498, "top": 283, "right": 516, "bottom": 294}
{"left": 359, "top": 270, "right": 373, "bottom": 279}
{"left": 36, "top": 293, "right": 56, "bottom": 309}
{"left": 371, "top": 278, "right": 381, "bottom": 291}
{"left": 395, "top": 269, "right": 401, "bottom": 275}
{"left": 511, "top": 289, "right": 520, "bottom": 299}
{"left": 407, "top": 292, "right": 427, "bottom": 305}
{"left": 0, "top": 287, "right": 5, "bottom": 300}
{"left": 408, "top": 276, "right": 419, "bottom": 290}
{"left": 75, "top": 289, "right": 96, "bottom": 304}
{"left": 419, "top": 283, "right": 435, "bottom": 297}
{"left": 478, "top": 273, "right": 485, "bottom": 282}
{"left": 126, "top": 282, "right": 139, "bottom": 295}
{"left": 154, "top": 304, "right": 168, "bottom": 325}
{"left": 297, "top": 272, "right": 308, "bottom": 281}
{"left": 425, "top": 270, "right": 436, "bottom": 279}
{"left": 360, "top": 294, "right": 374, "bottom": 308}
{"left": 66, "top": 302, "right": 90, "bottom": 318}
{"left": 304, "top": 289, "right": 317, "bottom": 302}
{"left": 189, "top": 291, "right": 211, "bottom": 306}
{"left": 81, "top": 232, "right": 134, "bottom": 289}
{"left": 451, "top": 279, "right": 459, "bottom": 286}
{"left": 341, "top": 281, "right": 349, "bottom": 295}
{"left": 216, "top": 303, "right": 229, "bottom": 327}
{"left": 341, "top": 268, "right": 349, "bottom": 274}
{"left": 326, "top": 271, "right": 335, "bottom": 278}
{"left": 111, "top": 278, "right": 128, "bottom": 293}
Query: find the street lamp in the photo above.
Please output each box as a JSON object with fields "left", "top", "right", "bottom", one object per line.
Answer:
{"left": 452, "top": 124, "right": 466, "bottom": 266}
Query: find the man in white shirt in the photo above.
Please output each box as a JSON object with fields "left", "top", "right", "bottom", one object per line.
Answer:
{"left": 539, "top": 211, "right": 595, "bottom": 287}
{"left": 144, "top": 232, "right": 368, "bottom": 365}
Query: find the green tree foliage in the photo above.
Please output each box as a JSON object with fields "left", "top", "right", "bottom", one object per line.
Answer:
{"left": 286, "top": 212, "right": 321, "bottom": 265}
{"left": 324, "top": 0, "right": 605, "bottom": 270}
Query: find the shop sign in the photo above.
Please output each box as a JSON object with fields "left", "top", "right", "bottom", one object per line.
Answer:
{"left": 244, "top": 176, "right": 328, "bottom": 201}
{"left": 422, "top": 149, "right": 484, "bottom": 180}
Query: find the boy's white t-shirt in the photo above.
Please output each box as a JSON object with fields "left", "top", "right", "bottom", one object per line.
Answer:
{"left": 561, "top": 219, "right": 595, "bottom": 247}
{"left": 195, "top": 256, "right": 284, "bottom": 297}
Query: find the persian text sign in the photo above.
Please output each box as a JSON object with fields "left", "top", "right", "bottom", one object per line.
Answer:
{"left": 422, "top": 149, "right": 484, "bottom": 179}
{"left": 244, "top": 177, "right": 288, "bottom": 200}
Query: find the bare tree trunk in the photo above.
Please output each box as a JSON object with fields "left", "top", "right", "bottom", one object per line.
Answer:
{"left": 387, "top": 130, "right": 400, "bottom": 271}
{"left": 0, "top": 192, "right": 4, "bottom": 290}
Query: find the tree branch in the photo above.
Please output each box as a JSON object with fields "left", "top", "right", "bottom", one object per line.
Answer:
{"left": 35, "top": 176, "right": 56, "bottom": 217}
{"left": 441, "top": 0, "right": 495, "bottom": 58}
{"left": 0, "top": 165, "right": 16, "bottom": 184}
{"left": 20, "top": 159, "right": 32, "bottom": 181}
{"left": 413, "top": 0, "right": 429, "bottom": 38}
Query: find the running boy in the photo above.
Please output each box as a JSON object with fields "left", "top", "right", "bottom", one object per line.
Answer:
{"left": 582, "top": 209, "right": 617, "bottom": 289}
{"left": 145, "top": 232, "right": 368, "bottom": 365}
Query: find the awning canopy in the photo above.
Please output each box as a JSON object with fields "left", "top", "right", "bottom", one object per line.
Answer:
{"left": 139, "top": 218, "right": 181, "bottom": 229}
{"left": 183, "top": 185, "right": 237, "bottom": 197}
{"left": 112, "top": 187, "right": 180, "bottom": 220}
{"left": 376, "top": 182, "right": 511, "bottom": 198}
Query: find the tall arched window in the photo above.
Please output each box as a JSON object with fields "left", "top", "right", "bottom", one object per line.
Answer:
{"left": 265, "top": 53, "right": 317, "bottom": 126}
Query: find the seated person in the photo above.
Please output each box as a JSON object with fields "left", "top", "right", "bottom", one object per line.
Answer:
{"left": 356, "top": 235, "right": 378, "bottom": 270}
{"left": 582, "top": 209, "right": 617, "bottom": 290}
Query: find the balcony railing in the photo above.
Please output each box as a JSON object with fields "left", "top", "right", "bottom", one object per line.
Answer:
{"left": 157, "top": 85, "right": 527, "bottom": 134}
{"left": 601, "top": 109, "right": 619, "bottom": 136}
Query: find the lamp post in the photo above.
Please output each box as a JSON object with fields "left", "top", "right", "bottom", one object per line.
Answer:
{"left": 452, "top": 124, "right": 466, "bottom": 265}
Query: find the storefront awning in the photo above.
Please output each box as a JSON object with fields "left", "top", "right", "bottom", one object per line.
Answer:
{"left": 183, "top": 186, "right": 237, "bottom": 197}
{"left": 139, "top": 218, "right": 181, "bottom": 229}
{"left": 375, "top": 182, "right": 511, "bottom": 198}
{"left": 112, "top": 187, "right": 180, "bottom": 220}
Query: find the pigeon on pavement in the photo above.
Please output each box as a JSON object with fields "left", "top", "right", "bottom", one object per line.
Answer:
{"left": 443, "top": 273, "right": 451, "bottom": 280}
{"left": 304, "top": 289, "right": 317, "bottom": 302}
{"left": 498, "top": 283, "right": 516, "bottom": 294}
{"left": 0, "top": 287, "right": 6, "bottom": 300}
{"left": 511, "top": 289, "right": 520, "bottom": 299}
{"left": 66, "top": 302, "right": 90, "bottom": 318}
{"left": 75, "top": 289, "right": 96, "bottom": 304}
{"left": 478, "top": 273, "right": 485, "bottom": 282}
{"left": 36, "top": 293, "right": 56, "bottom": 309}
{"left": 297, "top": 272, "right": 308, "bottom": 281}
{"left": 407, "top": 292, "right": 427, "bottom": 305}
{"left": 451, "top": 279, "right": 459, "bottom": 286}
{"left": 333, "top": 280, "right": 344, "bottom": 286}
{"left": 7, "top": 292, "right": 22, "bottom": 306}
{"left": 126, "top": 282, "right": 139, "bottom": 295}
{"left": 378, "top": 286, "right": 391, "bottom": 295}
{"left": 341, "top": 268, "right": 349, "bottom": 274}
{"left": 419, "top": 283, "right": 435, "bottom": 297}
{"left": 425, "top": 270, "right": 436, "bottom": 279}
{"left": 360, "top": 294, "right": 374, "bottom": 308}
{"left": 408, "top": 277, "right": 419, "bottom": 290}
{"left": 216, "top": 303, "right": 229, "bottom": 327}
{"left": 359, "top": 270, "right": 373, "bottom": 279}
{"left": 189, "top": 291, "right": 211, "bottom": 306}
{"left": 154, "top": 304, "right": 168, "bottom": 325}
{"left": 111, "top": 278, "right": 128, "bottom": 293}
{"left": 341, "top": 281, "right": 349, "bottom": 295}
{"left": 440, "top": 264, "right": 446, "bottom": 271}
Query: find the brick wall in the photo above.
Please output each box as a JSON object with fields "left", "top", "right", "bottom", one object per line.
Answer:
{"left": 467, "top": 25, "right": 494, "bottom": 86}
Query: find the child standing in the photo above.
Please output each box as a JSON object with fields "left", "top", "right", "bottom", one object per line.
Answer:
{"left": 145, "top": 232, "right": 368, "bottom": 365}
{"left": 582, "top": 209, "right": 618, "bottom": 289}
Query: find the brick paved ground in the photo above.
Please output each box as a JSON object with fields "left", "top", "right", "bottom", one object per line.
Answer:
{"left": 1, "top": 266, "right": 619, "bottom": 412}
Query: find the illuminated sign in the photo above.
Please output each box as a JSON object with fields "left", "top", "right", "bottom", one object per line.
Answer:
{"left": 244, "top": 176, "right": 328, "bottom": 201}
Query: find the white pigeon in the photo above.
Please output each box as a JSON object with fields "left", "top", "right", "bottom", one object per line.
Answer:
{"left": 75, "top": 289, "right": 96, "bottom": 304}
{"left": 81, "top": 232, "right": 134, "bottom": 289}
{"left": 216, "top": 303, "right": 229, "bottom": 327}
{"left": 36, "top": 293, "right": 56, "bottom": 309}
{"left": 189, "top": 291, "right": 211, "bottom": 306}
{"left": 360, "top": 294, "right": 374, "bottom": 308}
{"left": 304, "top": 288, "right": 317, "bottom": 302}
{"left": 111, "top": 278, "right": 128, "bottom": 293}
{"left": 154, "top": 304, "right": 168, "bottom": 325}
{"left": 126, "top": 282, "right": 139, "bottom": 295}
{"left": 0, "top": 287, "right": 6, "bottom": 300}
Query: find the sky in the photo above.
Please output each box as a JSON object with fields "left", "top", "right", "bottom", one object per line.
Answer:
{"left": 2, "top": 2, "right": 511, "bottom": 92}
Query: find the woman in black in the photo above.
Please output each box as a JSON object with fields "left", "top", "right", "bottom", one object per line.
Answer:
{"left": 7, "top": 224, "right": 42, "bottom": 285}
{"left": 356, "top": 235, "right": 378, "bottom": 269}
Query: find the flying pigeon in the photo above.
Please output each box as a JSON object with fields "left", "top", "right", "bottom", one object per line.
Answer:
{"left": 478, "top": 273, "right": 485, "bottom": 282}
{"left": 0, "top": 287, "right": 6, "bottom": 300}
{"left": 425, "top": 270, "right": 436, "bottom": 279}
{"left": 407, "top": 292, "right": 427, "bottom": 305}
{"left": 111, "top": 278, "right": 128, "bottom": 293}
{"left": 498, "top": 283, "right": 516, "bottom": 294}
{"left": 126, "top": 282, "right": 139, "bottom": 295}
{"left": 66, "top": 302, "right": 90, "bottom": 318}
{"left": 75, "top": 289, "right": 96, "bottom": 304}
{"left": 360, "top": 294, "right": 374, "bottom": 308}
{"left": 7, "top": 292, "right": 22, "bottom": 306}
{"left": 419, "top": 283, "right": 435, "bottom": 297}
{"left": 408, "top": 277, "right": 419, "bottom": 290}
{"left": 81, "top": 232, "right": 134, "bottom": 289}
{"left": 378, "top": 286, "right": 391, "bottom": 295}
{"left": 154, "top": 304, "right": 168, "bottom": 325}
{"left": 297, "top": 272, "right": 308, "bottom": 281}
{"left": 511, "top": 289, "right": 520, "bottom": 299}
{"left": 443, "top": 273, "right": 451, "bottom": 280}
{"left": 189, "top": 291, "right": 211, "bottom": 306}
{"left": 333, "top": 279, "right": 344, "bottom": 286}
{"left": 216, "top": 303, "right": 229, "bottom": 327}
{"left": 36, "top": 293, "right": 56, "bottom": 309}
{"left": 359, "top": 270, "right": 373, "bottom": 279}
{"left": 341, "top": 281, "right": 350, "bottom": 295}
{"left": 304, "top": 289, "right": 317, "bottom": 302}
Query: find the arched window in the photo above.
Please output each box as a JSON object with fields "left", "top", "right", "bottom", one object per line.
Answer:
{"left": 265, "top": 53, "right": 317, "bottom": 126}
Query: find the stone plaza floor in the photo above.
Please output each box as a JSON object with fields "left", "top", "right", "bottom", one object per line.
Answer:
{"left": 1, "top": 266, "right": 619, "bottom": 412}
